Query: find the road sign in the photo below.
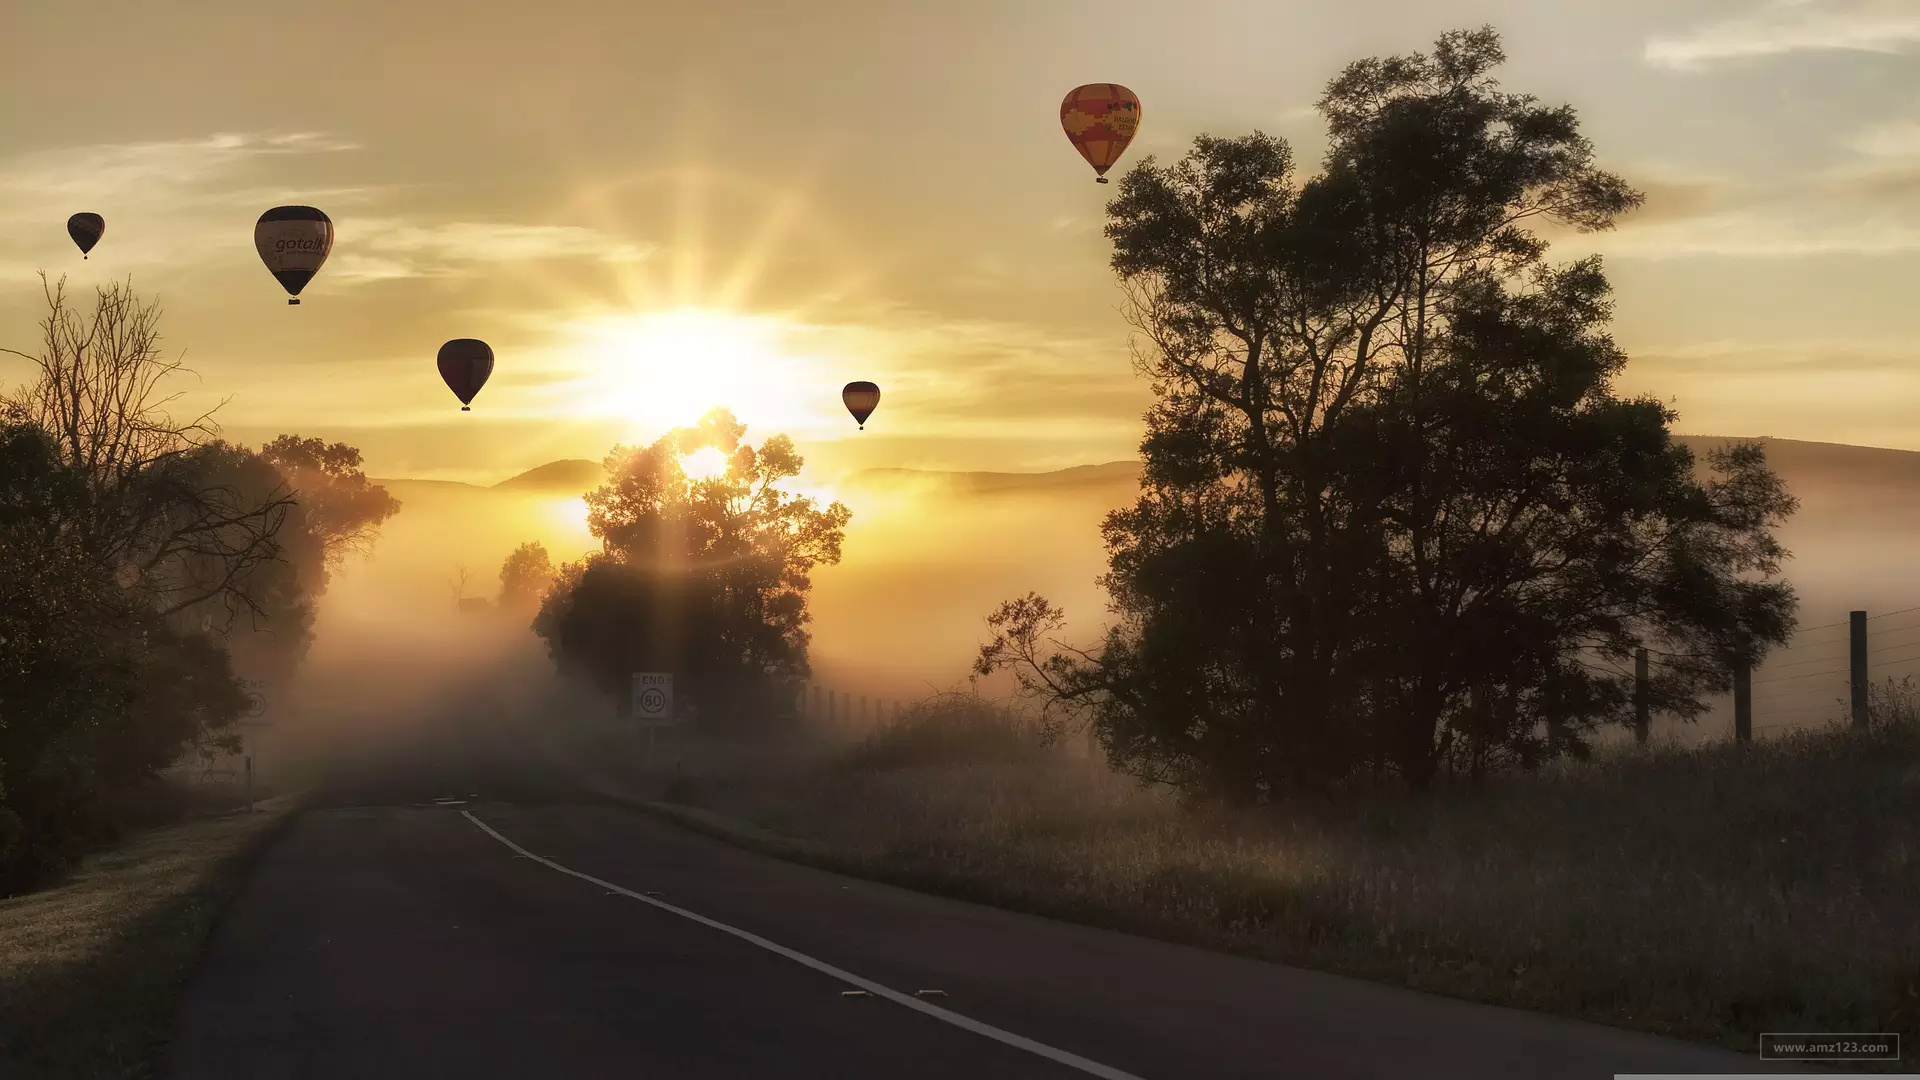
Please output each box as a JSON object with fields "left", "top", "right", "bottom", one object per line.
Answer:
{"left": 631, "top": 672, "right": 673, "bottom": 727}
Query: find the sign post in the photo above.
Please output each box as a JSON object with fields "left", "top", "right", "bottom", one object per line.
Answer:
{"left": 631, "top": 672, "right": 673, "bottom": 770}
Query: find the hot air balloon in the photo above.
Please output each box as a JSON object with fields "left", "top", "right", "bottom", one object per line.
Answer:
{"left": 254, "top": 206, "right": 333, "bottom": 305}
{"left": 842, "top": 381, "right": 880, "bottom": 430}
{"left": 438, "top": 339, "right": 494, "bottom": 411}
{"left": 1060, "top": 84, "right": 1142, "bottom": 184}
{"left": 67, "top": 213, "right": 105, "bottom": 259}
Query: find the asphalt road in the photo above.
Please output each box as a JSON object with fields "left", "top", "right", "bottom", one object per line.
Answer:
{"left": 165, "top": 717, "right": 1802, "bottom": 1079}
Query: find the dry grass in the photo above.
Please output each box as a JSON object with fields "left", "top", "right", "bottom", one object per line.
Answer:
{"left": 0, "top": 791, "right": 300, "bottom": 1079}
{"left": 533, "top": 696, "right": 1920, "bottom": 1064}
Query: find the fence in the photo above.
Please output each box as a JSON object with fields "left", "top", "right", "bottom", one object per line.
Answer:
{"left": 791, "top": 683, "right": 912, "bottom": 731}
{"left": 1575, "top": 606, "right": 1920, "bottom": 744}
{"left": 795, "top": 608, "right": 1920, "bottom": 746}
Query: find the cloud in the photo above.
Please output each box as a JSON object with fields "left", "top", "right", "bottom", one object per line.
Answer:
{"left": 326, "top": 220, "right": 655, "bottom": 282}
{"left": 0, "top": 131, "right": 363, "bottom": 204}
{"left": 1630, "top": 339, "right": 1918, "bottom": 376}
{"left": 1555, "top": 136, "right": 1920, "bottom": 258}
{"left": 0, "top": 132, "right": 653, "bottom": 286}
{"left": 1645, "top": 0, "right": 1920, "bottom": 71}
{"left": 1820, "top": 116, "right": 1920, "bottom": 203}
{"left": 1586, "top": 208, "right": 1920, "bottom": 258}
{"left": 0, "top": 131, "right": 374, "bottom": 280}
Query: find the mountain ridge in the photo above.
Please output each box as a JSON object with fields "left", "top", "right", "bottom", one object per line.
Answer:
{"left": 373, "top": 436, "right": 1920, "bottom": 494}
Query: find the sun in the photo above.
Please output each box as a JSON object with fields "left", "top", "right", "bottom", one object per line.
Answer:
{"left": 568, "top": 307, "right": 815, "bottom": 437}
{"left": 679, "top": 446, "right": 731, "bottom": 480}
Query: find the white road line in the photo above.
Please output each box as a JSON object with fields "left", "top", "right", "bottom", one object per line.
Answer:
{"left": 461, "top": 810, "right": 1145, "bottom": 1080}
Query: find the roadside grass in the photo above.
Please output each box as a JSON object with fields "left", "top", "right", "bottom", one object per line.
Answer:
{"left": 0, "top": 789, "right": 300, "bottom": 1080}
{"left": 534, "top": 691, "right": 1920, "bottom": 1065}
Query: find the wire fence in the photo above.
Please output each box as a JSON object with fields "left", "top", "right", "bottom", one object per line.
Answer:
{"left": 792, "top": 684, "right": 913, "bottom": 733}
{"left": 1569, "top": 606, "right": 1920, "bottom": 740}
{"left": 797, "top": 608, "right": 1920, "bottom": 746}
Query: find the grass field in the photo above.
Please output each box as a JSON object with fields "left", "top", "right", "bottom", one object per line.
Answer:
{"left": 0, "top": 790, "right": 300, "bottom": 1080}
{"left": 536, "top": 692, "right": 1920, "bottom": 1065}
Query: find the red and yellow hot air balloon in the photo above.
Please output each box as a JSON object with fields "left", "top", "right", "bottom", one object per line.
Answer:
{"left": 1060, "top": 84, "right": 1142, "bottom": 184}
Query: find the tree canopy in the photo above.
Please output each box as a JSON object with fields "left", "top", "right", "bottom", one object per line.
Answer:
{"left": 0, "top": 276, "right": 394, "bottom": 892}
{"left": 534, "top": 408, "right": 850, "bottom": 731}
{"left": 497, "top": 541, "right": 554, "bottom": 614}
{"left": 977, "top": 28, "right": 1798, "bottom": 800}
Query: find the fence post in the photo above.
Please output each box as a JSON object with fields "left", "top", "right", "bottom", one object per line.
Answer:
{"left": 828, "top": 689, "right": 837, "bottom": 722}
{"left": 1851, "top": 610, "right": 1869, "bottom": 728}
{"left": 1633, "top": 647, "right": 1649, "bottom": 745}
{"left": 860, "top": 695, "right": 868, "bottom": 721}
{"left": 1733, "top": 659, "right": 1752, "bottom": 743}
{"left": 812, "top": 685, "right": 822, "bottom": 716}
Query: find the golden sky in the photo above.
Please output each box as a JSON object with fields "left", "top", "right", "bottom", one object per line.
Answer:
{"left": 2, "top": 0, "right": 1916, "bottom": 484}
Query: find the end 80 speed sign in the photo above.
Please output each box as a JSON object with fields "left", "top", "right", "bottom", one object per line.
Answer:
{"left": 631, "top": 672, "right": 673, "bottom": 726}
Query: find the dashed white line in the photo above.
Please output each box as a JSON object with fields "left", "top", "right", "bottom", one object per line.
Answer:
{"left": 461, "top": 809, "right": 1145, "bottom": 1080}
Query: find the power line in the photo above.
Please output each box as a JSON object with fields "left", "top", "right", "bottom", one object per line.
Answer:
{"left": 1751, "top": 667, "right": 1845, "bottom": 687}
{"left": 1756, "top": 652, "right": 1850, "bottom": 674}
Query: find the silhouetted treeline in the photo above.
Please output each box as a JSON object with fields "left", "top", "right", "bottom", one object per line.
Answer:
{"left": 0, "top": 277, "right": 398, "bottom": 892}
{"left": 530, "top": 407, "right": 849, "bottom": 732}
{"left": 978, "top": 28, "right": 1799, "bottom": 801}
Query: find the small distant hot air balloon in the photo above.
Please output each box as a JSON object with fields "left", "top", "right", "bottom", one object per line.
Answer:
{"left": 254, "top": 206, "right": 333, "bottom": 305}
{"left": 67, "top": 213, "right": 105, "bottom": 259}
{"left": 1060, "top": 84, "right": 1142, "bottom": 184}
{"left": 842, "top": 381, "right": 880, "bottom": 430}
{"left": 438, "top": 339, "right": 494, "bottom": 411}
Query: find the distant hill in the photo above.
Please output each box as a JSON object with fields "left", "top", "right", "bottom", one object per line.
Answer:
{"left": 845, "top": 461, "right": 1142, "bottom": 494}
{"left": 382, "top": 436, "right": 1920, "bottom": 506}
{"left": 1678, "top": 435, "right": 1920, "bottom": 488}
{"left": 367, "top": 477, "right": 484, "bottom": 492}
{"left": 491, "top": 459, "right": 603, "bottom": 493}
{"left": 844, "top": 437, "right": 1920, "bottom": 499}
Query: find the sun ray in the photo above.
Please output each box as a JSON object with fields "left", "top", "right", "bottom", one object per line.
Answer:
{"left": 711, "top": 135, "right": 850, "bottom": 311}
{"left": 672, "top": 163, "right": 708, "bottom": 308}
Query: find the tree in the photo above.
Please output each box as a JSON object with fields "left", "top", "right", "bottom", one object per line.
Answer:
{"left": 0, "top": 419, "right": 134, "bottom": 888}
{"left": 0, "top": 275, "right": 293, "bottom": 620}
{"left": 498, "top": 541, "right": 554, "bottom": 614}
{"left": 168, "top": 441, "right": 323, "bottom": 686}
{"left": 535, "top": 408, "right": 850, "bottom": 731}
{"left": 259, "top": 435, "right": 401, "bottom": 577}
{"left": 0, "top": 277, "right": 295, "bottom": 890}
{"left": 976, "top": 28, "right": 1797, "bottom": 800}
{"left": 178, "top": 436, "right": 399, "bottom": 684}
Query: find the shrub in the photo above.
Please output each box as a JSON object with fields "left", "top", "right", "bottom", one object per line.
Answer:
{"left": 841, "top": 692, "right": 1048, "bottom": 772}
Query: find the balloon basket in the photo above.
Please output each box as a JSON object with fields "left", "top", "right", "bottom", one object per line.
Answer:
{"left": 461, "top": 406, "right": 471, "bottom": 412}
{"left": 1096, "top": 177, "right": 1110, "bottom": 184}
{"left": 288, "top": 299, "right": 300, "bottom": 306}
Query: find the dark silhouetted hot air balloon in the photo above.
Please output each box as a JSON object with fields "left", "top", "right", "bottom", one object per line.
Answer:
{"left": 842, "top": 381, "right": 880, "bottom": 430}
{"left": 67, "top": 213, "right": 105, "bottom": 259}
{"left": 438, "top": 339, "right": 494, "bottom": 411}
{"left": 254, "top": 206, "right": 333, "bottom": 305}
{"left": 1060, "top": 84, "right": 1142, "bottom": 184}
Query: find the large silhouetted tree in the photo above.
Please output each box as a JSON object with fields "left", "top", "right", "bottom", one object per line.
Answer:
{"left": 0, "top": 277, "right": 393, "bottom": 892}
{"left": 535, "top": 408, "right": 850, "bottom": 731}
{"left": 976, "top": 28, "right": 1797, "bottom": 800}
{"left": 178, "top": 436, "right": 400, "bottom": 685}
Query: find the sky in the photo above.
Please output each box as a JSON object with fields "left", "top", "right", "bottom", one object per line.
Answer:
{"left": 1, "top": 0, "right": 1916, "bottom": 484}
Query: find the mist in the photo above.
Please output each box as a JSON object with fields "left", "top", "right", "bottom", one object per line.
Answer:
{"left": 250, "top": 431, "right": 1920, "bottom": 790}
